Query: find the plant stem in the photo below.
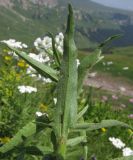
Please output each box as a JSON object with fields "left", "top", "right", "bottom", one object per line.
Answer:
{"left": 57, "top": 137, "right": 67, "bottom": 159}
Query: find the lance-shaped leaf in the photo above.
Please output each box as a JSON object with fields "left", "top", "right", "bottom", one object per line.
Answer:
{"left": 2, "top": 45, "right": 58, "bottom": 82}
{"left": 112, "top": 156, "right": 133, "bottom": 160}
{"left": 54, "top": 4, "right": 78, "bottom": 138}
{"left": 62, "top": 4, "right": 78, "bottom": 134}
{"left": 25, "top": 145, "right": 53, "bottom": 156}
{"left": 67, "top": 136, "right": 86, "bottom": 147}
{"left": 49, "top": 33, "right": 61, "bottom": 66}
{"left": 73, "top": 120, "right": 131, "bottom": 131}
{"left": 77, "top": 105, "right": 89, "bottom": 120}
{"left": 98, "top": 34, "right": 122, "bottom": 48}
{"left": 78, "top": 49, "right": 103, "bottom": 93}
{"left": 0, "top": 121, "right": 36, "bottom": 153}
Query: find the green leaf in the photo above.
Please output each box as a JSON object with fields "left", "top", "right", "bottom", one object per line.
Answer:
{"left": 49, "top": 33, "right": 61, "bottom": 66}
{"left": 54, "top": 4, "right": 78, "bottom": 138}
{"left": 4, "top": 46, "right": 58, "bottom": 82}
{"left": 51, "top": 131, "right": 57, "bottom": 151}
{"left": 112, "top": 156, "right": 133, "bottom": 160}
{"left": 36, "top": 114, "right": 51, "bottom": 132}
{"left": 16, "top": 152, "right": 25, "bottom": 160}
{"left": 77, "top": 105, "right": 89, "bottom": 120}
{"left": 73, "top": 120, "right": 131, "bottom": 131}
{"left": 0, "top": 121, "right": 36, "bottom": 153}
{"left": 25, "top": 146, "right": 42, "bottom": 155}
{"left": 99, "top": 34, "right": 122, "bottom": 48}
{"left": 67, "top": 136, "right": 86, "bottom": 147}
{"left": 78, "top": 49, "right": 103, "bottom": 93}
{"left": 79, "top": 118, "right": 88, "bottom": 160}
{"left": 61, "top": 3, "right": 78, "bottom": 133}
{"left": 25, "top": 145, "right": 52, "bottom": 156}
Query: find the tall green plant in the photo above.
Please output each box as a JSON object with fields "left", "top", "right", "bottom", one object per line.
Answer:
{"left": 0, "top": 4, "right": 132, "bottom": 160}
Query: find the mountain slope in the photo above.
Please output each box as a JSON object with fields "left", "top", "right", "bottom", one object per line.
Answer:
{"left": 0, "top": 0, "right": 133, "bottom": 49}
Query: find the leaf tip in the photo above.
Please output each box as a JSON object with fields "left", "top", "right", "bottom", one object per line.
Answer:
{"left": 68, "top": 3, "right": 73, "bottom": 15}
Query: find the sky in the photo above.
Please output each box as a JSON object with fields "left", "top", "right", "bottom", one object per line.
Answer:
{"left": 91, "top": 0, "right": 133, "bottom": 11}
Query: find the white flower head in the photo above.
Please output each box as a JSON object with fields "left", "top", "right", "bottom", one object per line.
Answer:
{"left": 53, "top": 98, "right": 57, "bottom": 105}
{"left": 55, "top": 32, "right": 64, "bottom": 54}
{"left": 34, "top": 36, "right": 52, "bottom": 51}
{"left": 42, "top": 36, "right": 52, "bottom": 50}
{"left": 34, "top": 37, "right": 42, "bottom": 48}
{"left": 55, "top": 32, "right": 64, "bottom": 45}
{"left": 107, "top": 61, "right": 113, "bottom": 65}
{"left": 18, "top": 85, "right": 37, "bottom": 94}
{"left": 123, "top": 67, "right": 129, "bottom": 70}
{"left": 36, "top": 111, "right": 48, "bottom": 117}
{"left": 29, "top": 53, "right": 46, "bottom": 63}
{"left": 109, "top": 137, "right": 125, "bottom": 149}
{"left": 122, "top": 147, "right": 133, "bottom": 157}
{"left": 76, "top": 59, "right": 80, "bottom": 67}
{"left": 1, "top": 39, "right": 28, "bottom": 49}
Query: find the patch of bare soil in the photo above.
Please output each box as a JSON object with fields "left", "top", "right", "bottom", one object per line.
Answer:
{"left": 84, "top": 73, "right": 133, "bottom": 97}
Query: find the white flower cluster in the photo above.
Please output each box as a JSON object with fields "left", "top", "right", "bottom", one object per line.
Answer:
{"left": 34, "top": 36, "right": 52, "bottom": 51}
{"left": 55, "top": 32, "right": 64, "bottom": 53}
{"left": 36, "top": 111, "right": 48, "bottom": 117}
{"left": 76, "top": 59, "right": 80, "bottom": 67}
{"left": 29, "top": 53, "right": 49, "bottom": 63}
{"left": 109, "top": 137, "right": 125, "bottom": 149}
{"left": 123, "top": 67, "right": 129, "bottom": 70}
{"left": 18, "top": 85, "right": 37, "bottom": 94}
{"left": 26, "top": 53, "right": 52, "bottom": 83}
{"left": 53, "top": 98, "right": 57, "bottom": 105}
{"left": 34, "top": 32, "right": 64, "bottom": 54}
{"left": 109, "top": 137, "right": 133, "bottom": 157}
{"left": 123, "top": 147, "right": 133, "bottom": 157}
{"left": 103, "top": 61, "right": 113, "bottom": 66}
{"left": 1, "top": 39, "right": 28, "bottom": 49}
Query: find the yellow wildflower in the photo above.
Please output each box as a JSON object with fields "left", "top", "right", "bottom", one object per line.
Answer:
{"left": 101, "top": 128, "right": 107, "bottom": 132}
{"left": 39, "top": 103, "right": 48, "bottom": 112}
{"left": 17, "top": 60, "right": 28, "bottom": 68}
{"left": 4, "top": 56, "right": 12, "bottom": 61}
{"left": 0, "top": 137, "right": 11, "bottom": 144}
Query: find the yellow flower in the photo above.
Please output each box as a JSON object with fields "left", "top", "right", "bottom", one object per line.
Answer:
{"left": 4, "top": 56, "right": 12, "bottom": 61}
{"left": 17, "top": 60, "right": 28, "bottom": 68}
{"left": 39, "top": 103, "right": 48, "bottom": 112}
{"left": 0, "top": 137, "right": 11, "bottom": 144}
{"left": 101, "top": 128, "right": 107, "bottom": 132}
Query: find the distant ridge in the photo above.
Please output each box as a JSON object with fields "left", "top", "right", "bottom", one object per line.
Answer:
{"left": 0, "top": 0, "right": 133, "bottom": 48}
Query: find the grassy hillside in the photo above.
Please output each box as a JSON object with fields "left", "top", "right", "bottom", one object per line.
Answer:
{"left": 93, "top": 46, "right": 133, "bottom": 82}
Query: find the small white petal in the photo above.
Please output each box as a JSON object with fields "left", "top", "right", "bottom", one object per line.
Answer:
{"left": 122, "top": 147, "right": 133, "bottom": 157}
{"left": 54, "top": 98, "right": 57, "bottom": 104}
{"left": 123, "top": 67, "right": 129, "bottom": 70}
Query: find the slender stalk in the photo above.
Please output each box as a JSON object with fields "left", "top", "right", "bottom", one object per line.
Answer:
{"left": 57, "top": 137, "right": 67, "bottom": 159}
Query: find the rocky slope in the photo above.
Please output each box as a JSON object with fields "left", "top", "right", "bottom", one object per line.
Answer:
{"left": 0, "top": 0, "right": 133, "bottom": 48}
